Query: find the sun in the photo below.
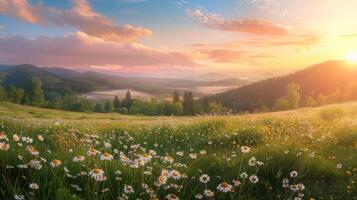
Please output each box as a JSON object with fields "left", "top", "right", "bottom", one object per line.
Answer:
{"left": 345, "top": 52, "right": 357, "bottom": 62}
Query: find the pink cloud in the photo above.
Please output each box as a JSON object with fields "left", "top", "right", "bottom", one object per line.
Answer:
{"left": 0, "top": 0, "right": 152, "bottom": 42}
{"left": 198, "top": 49, "right": 245, "bottom": 63}
{"left": 0, "top": 0, "right": 41, "bottom": 23}
{"left": 0, "top": 32, "right": 198, "bottom": 68}
{"left": 188, "top": 9, "right": 289, "bottom": 36}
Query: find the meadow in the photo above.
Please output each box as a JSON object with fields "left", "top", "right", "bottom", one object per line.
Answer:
{"left": 0, "top": 102, "right": 357, "bottom": 200}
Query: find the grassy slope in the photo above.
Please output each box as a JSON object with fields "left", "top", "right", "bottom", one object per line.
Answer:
{"left": 0, "top": 102, "right": 357, "bottom": 199}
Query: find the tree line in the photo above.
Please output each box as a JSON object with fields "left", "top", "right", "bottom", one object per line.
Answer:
{"left": 94, "top": 90, "right": 226, "bottom": 116}
{"left": 269, "top": 82, "right": 357, "bottom": 112}
{"left": 0, "top": 77, "right": 226, "bottom": 116}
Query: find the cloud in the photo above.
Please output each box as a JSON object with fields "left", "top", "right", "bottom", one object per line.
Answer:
{"left": 0, "top": 0, "right": 41, "bottom": 23}
{"left": 0, "top": 0, "right": 152, "bottom": 42}
{"left": 243, "top": 34, "right": 322, "bottom": 47}
{"left": 197, "top": 49, "right": 244, "bottom": 63}
{"left": 340, "top": 33, "right": 357, "bottom": 38}
{"left": 0, "top": 32, "right": 198, "bottom": 69}
{"left": 187, "top": 9, "right": 289, "bottom": 36}
{"left": 191, "top": 34, "right": 321, "bottom": 50}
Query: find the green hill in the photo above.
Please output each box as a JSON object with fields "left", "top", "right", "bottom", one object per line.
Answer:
{"left": 210, "top": 60, "right": 357, "bottom": 111}
{"left": 0, "top": 102, "right": 356, "bottom": 199}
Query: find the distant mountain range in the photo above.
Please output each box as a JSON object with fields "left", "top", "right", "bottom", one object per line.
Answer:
{"left": 209, "top": 60, "right": 357, "bottom": 111}
{"left": 0, "top": 64, "right": 249, "bottom": 98}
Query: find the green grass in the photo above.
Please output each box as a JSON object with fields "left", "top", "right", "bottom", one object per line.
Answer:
{"left": 0, "top": 101, "right": 357, "bottom": 199}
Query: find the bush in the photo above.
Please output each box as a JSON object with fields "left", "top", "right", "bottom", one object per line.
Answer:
{"left": 319, "top": 107, "right": 346, "bottom": 121}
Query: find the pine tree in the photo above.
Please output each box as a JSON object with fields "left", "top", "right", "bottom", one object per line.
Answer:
{"left": 173, "top": 91, "right": 180, "bottom": 103}
{"left": 113, "top": 95, "right": 121, "bottom": 110}
{"left": 104, "top": 100, "right": 114, "bottom": 112}
{"left": 183, "top": 91, "right": 194, "bottom": 115}
{"left": 123, "top": 90, "right": 133, "bottom": 109}
{"left": 94, "top": 103, "right": 105, "bottom": 113}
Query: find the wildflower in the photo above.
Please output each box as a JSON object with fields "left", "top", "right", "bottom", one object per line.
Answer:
{"left": 0, "top": 142, "right": 9, "bottom": 151}
{"left": 241, "top": 146, "right": 251, "bottom": 154}
{"left": 14, "top": 194, "right": 25, "bottom": 200}
{"left": 203, "top": 189, "right": 215, "bottom": 197}
{"left": 73, "top": 155, "right": 85, "bottom": 162}
{"left": 176, "top": 151, "right": 184, "bottom": 156}
{"left": 337, "top": 163, "right": 342, "bottom": 169}
{"left": 158, "top": 175, "right": 168, "bottom": 185}
{"left": 140, "top": 153, "right": 152, "bottom": 163}
{"left": 87, "top": 148, "right": 99, "bottom": 157}
{"left": 163, "top": 156, "right": 174, "bottom": 163}
{"left": 217, "top": 182, "right": 233, "bottom": 192}
{"left": 166, "top": 194, "right": 179, "bottom": 200}
{"left": 29, "top": 183, "right": 39, "bottom": 190}
{"left": 50, "top": 159, "right": 62, "bottom": 168}
{"left": 249, "top": 175, "right": 259, "bottom": 183}
{"left": 13, "top": 134, "right": 20, "bottom": 142}
{"left": 29, "top": 159, "right": 42, "bottom": 170}
{"left": 290, "top": 171, "right": 298, "bottom": 178}
{"left": 37, "top": 135, "right": 44, "bottom": 141}
{"left": 195, "top": 194, "right": 203, "bottom": 199}
{"left": 199, "top": 150, "right": 207, "bottom": 155}
{"left": 0, "top": 132, "right": 7, "bottom": 140}
{"left": 282, "top": 178, "right": 289, "bottom": 188}
{"left": 199, "top": 174, "right": 210, "bottom": 184}
{"left": 240, "top": 172, "right": 248, "bottom": 179}
{"left": 89, "top": 168, "right": 107, "bottom": 182}
{"left": 104, "top": 142, "right": 111, "bottom": 148}
{"left": 123, "top": 184, "right": 134, "bottom": 194}
{"left": 169, "top": 170, "right": 182, "bottom": 180}
{"left": 27, "top": 146, "right": 39, "bottom": 156}
{"left": 100, "top": 152, "right": 114, "bottom": 161}
{"left": 248, "top": 157, "right": 257, "bottom": 166}
{"left": 232, "top": 179, "right": 241, "bottom": 186}
{"left": 189, "top": 153, "right": 197, "bottom": 159}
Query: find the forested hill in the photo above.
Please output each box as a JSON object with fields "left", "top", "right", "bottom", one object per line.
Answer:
{"left": 0, "top": 64, "right": 249, "bottom": 99}
{"left": 209, "top": 60, "right": 357, "bottom": 112}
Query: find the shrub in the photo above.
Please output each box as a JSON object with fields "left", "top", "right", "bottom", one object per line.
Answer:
{"left": 319, "top": 107, "right": 346, "bottom": 121}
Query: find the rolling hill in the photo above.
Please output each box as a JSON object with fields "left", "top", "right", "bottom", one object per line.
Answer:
{"left": 0, "top": 64, "right": 249, "bottom": 99}
{"left": 209, "top": 60, "right": 357, "bottom": 111}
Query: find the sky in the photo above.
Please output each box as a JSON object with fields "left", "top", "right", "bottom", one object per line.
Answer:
{"left": 1, "top": 0, "right": 357, "bottom": 79}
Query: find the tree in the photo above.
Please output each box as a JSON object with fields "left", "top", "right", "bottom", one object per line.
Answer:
{"left": 30, "top": 77, "right": 44, "bottom": 106}
{"left": 94, "top": 103, "right": 105, "bottom": 113}
{"left": 285, "top": 83, "right": 300, "bottom": 109}
{"left": 123, "top": 90, "right": 133, "bottom": 110}
{"left": 273, "top": 83, "right": 300, "bottom": 111}
{"left": 51, "top": 96, "right": 63, "bottom": 109}
{"left": 7, "top": 85, "right": 16, "bottom": 102}
{"left": 207, "top": 101, "right": 225, "bottom": 114}
{"left": 344, "top": 82, "right": 357, "bottom": 101}
{"left": 273, "top": 98, "right": 288, "bottom": 111}
{"left": 317, "top": 94, "right": 327, "bottom": 106}
{"left": 202, "top": 96, "right": 210, "bottom": 113}
{"left": 113, "top": 95, "right": 121, "bottom": 110}
{"left": 302, "top": 95, "right": 317, "bottom": 107}
{"left": 13, "top": 88, "right": 25, "bottom": 104}
{"left": 183, "top": 91, "right": 194, "bottom": 115}
{"left": 0, "top": 83, "right": 6, "bottom": 101}
{"left": 104, "top": 100, "right": 114, "bottom": 112}
{"left": 173, "top": 91, "right": 180, "bottom": 103}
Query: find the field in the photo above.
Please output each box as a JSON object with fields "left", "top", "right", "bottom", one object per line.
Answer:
{"left": 0, "top": 102, "right": 357, "bottom": 200}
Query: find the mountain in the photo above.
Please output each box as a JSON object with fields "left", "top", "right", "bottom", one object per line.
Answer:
{"left": 209, "top": 60, "right": 357, "bottom": 112}
{"left": 0, "top": 64, "right": 249, "bottom": 99}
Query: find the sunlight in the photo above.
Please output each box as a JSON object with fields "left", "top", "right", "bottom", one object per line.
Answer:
{"left": 345, "top": 52, "right": 357, "bottom": 62}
